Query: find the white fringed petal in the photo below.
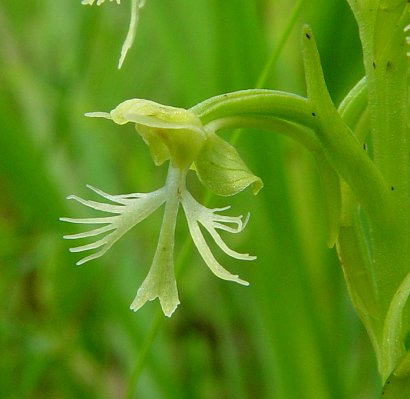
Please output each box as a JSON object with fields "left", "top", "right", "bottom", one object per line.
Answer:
{"left": 181, "top": 190, "right": 253, "bottom": 286}
{"left": 60, "top": 185, "right": 166, "bottom": 266}
{"left": 130, "top": 255, "right": 180, "bottom": 317}
{"left": 62, "top": 164, "right": 256, "bottom": 317}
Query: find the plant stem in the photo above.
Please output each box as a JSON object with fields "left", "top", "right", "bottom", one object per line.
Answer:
{"left": 124, "top": 310, "right": 163, "bottom": 399}
{"left": 191, "top": 89, "right": 315, "bottom": 128}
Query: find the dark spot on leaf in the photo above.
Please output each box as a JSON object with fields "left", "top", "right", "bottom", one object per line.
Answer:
{"left": 311, "top": 112, "right": 316, "bottom": 116}
{"left": 404, "top": 329, "right": 410, "bottom": 350}
{"left": 305, "top": 33, "right": 311, "bottom": 39}
{"left": 372, "top": 61, "right": 376, "bottom": 69}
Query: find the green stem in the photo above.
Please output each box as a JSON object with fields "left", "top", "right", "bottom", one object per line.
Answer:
{"left": 302, "top": 25, "right": 391, "bottom": 228}
{"left": 205, "top": 114, "right": 341, "bottom": 247}
{"left": 124, "top": 310, "right": 163, "bottom": 399}
{"left": 335, "top": 76, "right": 383, "bottom": 362}
{"left": 340, "top": 2, "right": 410, "bottom": 382}
{"left": 338, "top": 76, "right": 368, "bottom": 128}
{"left": 123, "top": 235, "right": 194, "bottom": 399}
{"left": 191, "top": 89, "right": 315, "bottom": 128}
{"left": 204, "top": 115, "right": 321, "bottom": 152}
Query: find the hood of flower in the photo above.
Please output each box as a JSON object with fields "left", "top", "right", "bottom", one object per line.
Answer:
{"left": 86, "top": 98, "right": 263, "bottom": 195}
{"left": 114, "top": 99, "right": 207, "bottom": 168}
{"left": 110, "top": 99, "right": 203, "bottom": 128}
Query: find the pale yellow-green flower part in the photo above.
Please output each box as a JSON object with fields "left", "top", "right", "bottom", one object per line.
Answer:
{"left": 195, "top": 132, "right": 263, "bottom": 196}
{"left": 86, "top": 99, "right": 263, "bottom": 195}
{"left": 81, "top": 1, "right": 120, "bottom": 7}
{"left": 61, "top": 166, "right": 255, "bottom": 317}
{"left": 87, "top": 99, "right": 206, "bottom": 169}
{"left": 81, "top": 0, "right": 146, "bottom": 68}
{"left": 62, "top": 98, "right": 263, "bottom": 316}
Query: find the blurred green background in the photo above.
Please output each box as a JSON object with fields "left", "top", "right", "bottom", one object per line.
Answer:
{"left": 0, "top": 0, "right": 380, "bottom": 398}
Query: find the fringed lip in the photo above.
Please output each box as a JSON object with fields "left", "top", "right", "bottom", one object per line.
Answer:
{"left": 61, "top": 164, "right": 256, "bottom": 316}
{"left": 60, "top": 185, "right": 166, "bottom": 266}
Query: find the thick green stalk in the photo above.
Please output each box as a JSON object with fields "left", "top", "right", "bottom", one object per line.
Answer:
{"left": 191, "top": 89, "right": 315, "bottom": 128}
{"left": 204, "top": 115, "right": 341, "bottom": 247}
{"left": 189, "top": 8, "right": 410, "bottom": 387}
{"left": 342, "top": 0, "right": 410, "bottom": 382}
{"left": 301, "top": 25, "right": 391, "bottom": 228}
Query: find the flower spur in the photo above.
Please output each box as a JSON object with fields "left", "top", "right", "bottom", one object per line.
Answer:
{"left": 61, "top": 99, "right": 261, "bottom": 317}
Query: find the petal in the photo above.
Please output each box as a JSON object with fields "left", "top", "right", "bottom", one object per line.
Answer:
{"left": 76, "top": 247, "right": 111, "bottom": 266}
{"left": 69, "top": 236, "right": 107, "bottom": 253}
{"left": 110, "top": 99, "right": 202, "bottom": 129}
{"left": 66, "top": 195, "right": 125, "bottom": 214}
{"left": 202, "top": 226, "right": 256, "bottom": 261}
{"left": 130, "top": 165, "right": 182, "bottom": 316}
{"left": 118, "top": 0, "right": 139, "bottom": 69}
{"left": 130, "top": 231, "right": 180, "bottom": 317}
{"left": 60, "top": 216, "right": 117, "bottom": 224}
{"left": 61, "top": 185, "right": 167, "bottom": 265}
{"left": 185, "top": 215, "right": 249, "bottom": 286}
{"left": 86, "top": 99, "right": 206, "bottom": 168}
{"left": 86, "top": 184, "right": 144, "bottom": 204}
{"left": 63, "top": 224, "right": 115, "bottom": 240}
{"left": 182, "top": 190, "right": 249, "bottom": 284}
{"left": 182, "top": 190, "right": 255, "bottom": 261}
{"left": 194, "top": 132, "right": 263, "bottom": 196}
{"left": 213, "top": 213, "right": 250, "bottom": 233}
{"left": 130, "top": 265, "right": 180, "bottom": 317}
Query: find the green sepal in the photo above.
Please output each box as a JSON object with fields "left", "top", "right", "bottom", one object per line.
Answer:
{"left": 194, "top": 132, "right": 263, "bottom": 196}
{"left": 136, "top": 124, "right": 205, "bottom": 169}
{"left": 109, "top": 99, "right": 206, "bottom": 169}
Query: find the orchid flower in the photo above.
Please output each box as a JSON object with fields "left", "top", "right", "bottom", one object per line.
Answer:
{"left": 61, "top": 99, "right": 262, "bottom": 317}
{"left": 81, "top": 0, "right": 146, "bottom": 68}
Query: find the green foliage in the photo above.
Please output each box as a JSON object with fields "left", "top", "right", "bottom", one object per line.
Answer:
{"left": 4, "top": 0, "right": 405, "bottom": 398}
